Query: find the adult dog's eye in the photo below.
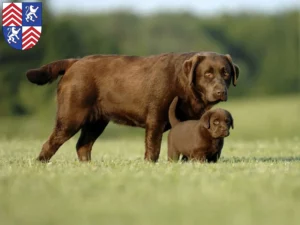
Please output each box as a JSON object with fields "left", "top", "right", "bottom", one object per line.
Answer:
{"left": 221, "top": 67, "right": 229, "bottom": 79}
{"left": 205, "top": 73, "right": 214, "bottom": 79}
{"left": 213, "top": 120, "right": 219, "bottom": 125}
{"left": 223, "top": 71, "right": 230, "bottom": 79}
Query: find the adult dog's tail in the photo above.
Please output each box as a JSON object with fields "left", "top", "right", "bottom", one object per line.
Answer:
{"left": 26, "top": 59, "right": 78, "bottom": 85}
{"left": 168, "top": 97, "right": 181, "bottom": 127}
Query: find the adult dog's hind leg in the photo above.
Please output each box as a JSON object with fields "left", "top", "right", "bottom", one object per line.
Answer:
{"left": 37, "top": 117, "right": 82, "bottom": 162}
{"left": 37, "top": 83, "right": 91, "bottom": 162}
{"left": 76, "top": 120, "right": 108, "bottom": 162}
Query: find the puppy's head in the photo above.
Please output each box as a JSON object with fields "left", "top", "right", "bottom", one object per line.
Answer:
{"left": 200, "top": 108, "right": 234, "bottom": 138}
{"left": 183, "top": 52, "right": 239, "bottom": 104}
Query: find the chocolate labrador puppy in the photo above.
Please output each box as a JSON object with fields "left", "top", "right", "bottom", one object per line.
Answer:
{"left": 26, "top": 52, "right": 239, "bottom": 162}
{"left": 168, "top": 97, "right": 234, "bottom": 162}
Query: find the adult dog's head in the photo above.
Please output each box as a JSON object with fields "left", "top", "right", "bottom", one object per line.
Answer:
{"left": 183, "top": 52, "right": 239, "bottom": 104}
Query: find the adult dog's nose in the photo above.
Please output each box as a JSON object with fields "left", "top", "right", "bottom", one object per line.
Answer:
{"left": 216, "top": 90, "right": 227, "bottom": 101}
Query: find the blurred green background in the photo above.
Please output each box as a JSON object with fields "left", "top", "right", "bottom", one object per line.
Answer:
{"left": 0, "top": 0, "right": 299, "bottom": 140}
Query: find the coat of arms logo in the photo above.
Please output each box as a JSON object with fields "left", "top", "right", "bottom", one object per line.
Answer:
{"left": 2, "top": 2, "right": 42, "bottom": 50}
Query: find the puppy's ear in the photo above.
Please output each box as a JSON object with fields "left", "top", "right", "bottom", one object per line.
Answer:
{"left": 225, "top": 54, "right": 240, "bottom": 87}
{"left": 201, "top": 111, "right": 212, "bottom": 129}
{"left": 183, "top": 55, "right": 205, "bottom": 86}
{"left": 229, "top": 113, "right": 234, "bottom": 129}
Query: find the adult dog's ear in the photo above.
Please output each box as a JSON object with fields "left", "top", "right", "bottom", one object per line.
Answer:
{"left": 201, "top": 111, "right": 212, "bottom": 129}
{"left": 225, "top": 54, "right": 240, "bottom": 87}
{"left": 183, "top": 54, "right": 205, "bottom": 86}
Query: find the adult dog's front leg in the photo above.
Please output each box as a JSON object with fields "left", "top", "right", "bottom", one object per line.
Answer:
{"left": 144, "top": 119, "right": 165, "bottom": 162}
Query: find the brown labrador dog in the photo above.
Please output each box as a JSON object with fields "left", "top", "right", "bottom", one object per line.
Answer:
{"left": 26, "top": 52, "right": 239, "bottom": 162}
{"left": 168, "top": 97, "right": 234, "bottom": 162}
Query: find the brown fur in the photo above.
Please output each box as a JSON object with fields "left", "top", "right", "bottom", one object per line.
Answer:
{"left": 27, "top": 59, "right": 78, "bottom": 85}
{"left": 25, "top": 52, "right": 239, "bottom": 162}
{"left": 168, "top": 97, "right": 234, "bottom": 162}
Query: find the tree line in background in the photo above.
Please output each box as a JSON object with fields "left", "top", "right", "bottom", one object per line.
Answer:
{"left": 0, "top": 1, "right": 299, "bottom": 116}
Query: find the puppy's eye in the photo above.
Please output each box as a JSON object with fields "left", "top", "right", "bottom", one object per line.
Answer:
{"left": 205, "top": 73, "right": 214, "bottom": 79}
{"left": 213, "top": 120, "right": 219, "bottom": 125}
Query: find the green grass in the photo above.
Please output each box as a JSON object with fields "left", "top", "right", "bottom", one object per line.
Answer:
{"left": 0, "top": 138, "right": 300, "bottom": 225}
{"left": 0, "top": 95, "right": 300, "bottom": 225}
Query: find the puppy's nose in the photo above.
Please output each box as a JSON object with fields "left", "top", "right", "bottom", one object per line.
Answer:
{"left": 221, "top": 128, "right": 230, "bottom": 137}
{"left": 221, "top": 127, "right": 228, "bottom": 131}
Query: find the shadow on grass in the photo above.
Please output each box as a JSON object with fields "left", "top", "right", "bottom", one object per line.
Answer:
{"left": 222, "top": 156, "right": 300, "bottom": 163}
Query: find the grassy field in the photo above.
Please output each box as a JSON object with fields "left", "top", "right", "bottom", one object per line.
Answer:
{"left": 0, "top": 95, "right": 300, "bottom": 225}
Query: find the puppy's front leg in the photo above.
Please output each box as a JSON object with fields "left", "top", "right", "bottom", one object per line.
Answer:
{"left": 168, "top": 146, "right": 180, "bottom": 162}
{"left": 144, "top": 119, "right": 165, "bottom": 162}
{"left": 191, "top": 152, "right": 206, "bottom": 163}
{"left": 207, "top": 150, "right": 221, "bottom": 163}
